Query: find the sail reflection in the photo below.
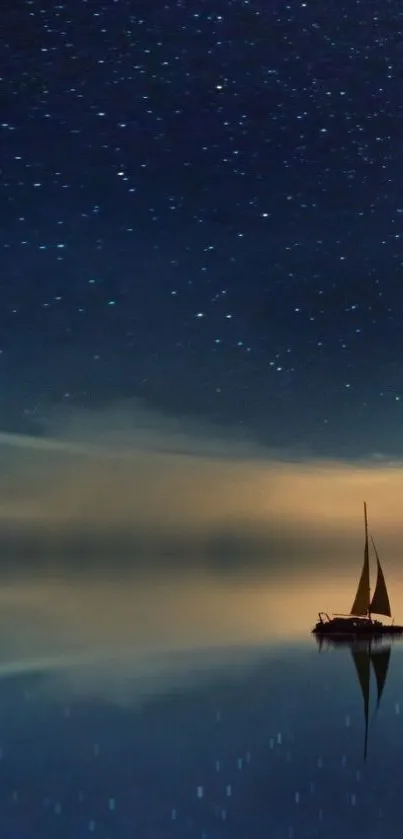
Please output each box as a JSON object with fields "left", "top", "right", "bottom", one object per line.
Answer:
{"left": 316, "top": 635, "right": 396, "bottom": 761}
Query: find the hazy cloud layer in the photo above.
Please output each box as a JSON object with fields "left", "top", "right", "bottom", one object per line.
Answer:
{"left": 0, "top": 400, "right": 401, "bottom": 571}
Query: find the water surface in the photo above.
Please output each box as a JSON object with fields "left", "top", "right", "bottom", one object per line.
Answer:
{"left": 0, "top": 572, "right": 402, "bottom": 838}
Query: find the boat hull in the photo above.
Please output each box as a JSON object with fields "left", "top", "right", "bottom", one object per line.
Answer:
{"left": 313, "top": 619, "right": 403, "bottom": 639}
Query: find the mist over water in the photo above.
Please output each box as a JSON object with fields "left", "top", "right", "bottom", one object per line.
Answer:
{"left": 0, "top": 556, "right": 402, "bottom": 701}
{"left": 0, "top": 568, "right": 282, "bottom": 680}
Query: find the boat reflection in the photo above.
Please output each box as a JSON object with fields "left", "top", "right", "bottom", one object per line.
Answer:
{"left": 315, "top": 634, "right": 399, "bottom": 761}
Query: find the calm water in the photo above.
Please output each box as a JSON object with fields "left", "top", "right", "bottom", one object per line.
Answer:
{"left": 0, "top": 637, "right": 402, "bottom": 837}
{"left": 0, "top": 573, "right": 402, "bottom": 837}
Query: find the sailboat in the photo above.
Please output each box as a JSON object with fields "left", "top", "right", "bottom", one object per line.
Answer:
{"left": 312, "top": 502, "right": 403, "bottom": 638}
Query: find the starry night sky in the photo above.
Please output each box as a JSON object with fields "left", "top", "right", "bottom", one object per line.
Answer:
{"left": 3, "top": 0, "right": 403, "bottom": 455}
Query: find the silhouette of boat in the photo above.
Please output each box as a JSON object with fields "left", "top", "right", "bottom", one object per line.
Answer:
{"left": 313, "top": 502, "right": 403, "bottom": 638}
{"left": 316, "top": 635, "right": 392, "bottom": 761}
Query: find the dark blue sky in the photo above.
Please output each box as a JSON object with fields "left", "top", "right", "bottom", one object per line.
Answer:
{"left": 3, "top": 0, "right": 403, "bottom": 455}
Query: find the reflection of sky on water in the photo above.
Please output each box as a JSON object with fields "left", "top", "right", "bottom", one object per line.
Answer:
{"left": 1, "top": 638, "right": 403, "bottom": 837}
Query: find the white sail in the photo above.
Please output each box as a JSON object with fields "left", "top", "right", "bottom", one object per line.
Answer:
{"left": 350, "top": 502, "right": 370, "bottom": 616}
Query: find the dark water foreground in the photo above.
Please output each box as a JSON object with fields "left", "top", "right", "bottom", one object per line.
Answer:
{"left": 0, "top": 639, "right": 402, "bottom": 839}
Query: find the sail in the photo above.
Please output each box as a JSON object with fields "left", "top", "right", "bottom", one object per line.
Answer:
{"left": 351, "top": 502, "right": 370, "bottom": 616}
{"left": 370, "top": 536, "right": 392, "bottom": 617}
{"left": 370, "top": 646, "right": 391, "bottom": 710}
{"left": 351, "top": 643, "right": 370, "bottom": 761}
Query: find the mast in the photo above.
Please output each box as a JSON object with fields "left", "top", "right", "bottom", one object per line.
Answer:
{"left": 366, "top": 503, "right": 371, "bottom": 622}
{"left": 350, "top": 501, "right": 371, "bottom": 618}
